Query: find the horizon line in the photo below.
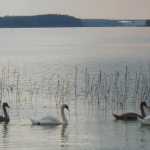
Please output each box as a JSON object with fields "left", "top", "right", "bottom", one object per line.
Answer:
{"left": 1, "top": 14, "right": 149, "bottom": 21}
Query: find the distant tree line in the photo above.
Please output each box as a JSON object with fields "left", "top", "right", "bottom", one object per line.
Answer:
{"left": 0, "top": 14, "right": 126, "bottom": 28}
{"left": 82, "top": 19, "right": 123, "bottom": 27}
{"left": 0, "top": 14, "right": 82, "bottom": 28}
{"left": 146, "top": 20, "right": 150, "bottom": 26}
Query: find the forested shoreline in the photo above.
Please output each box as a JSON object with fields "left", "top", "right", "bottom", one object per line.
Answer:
{"left": 82, "top": 19, "right": 123, "bottom": 27}
{"left": 0, "top": 14, "right": 124, "bottom": 28}
{"left": 0, "top": 14, "right": 149, "bottom": 27}
{"left": 0, "top": 14, "right": 82, "bottom": 28}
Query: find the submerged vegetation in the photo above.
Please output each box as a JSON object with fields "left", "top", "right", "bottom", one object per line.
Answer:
{"left": 0, "top": 62, "right": 150, "bottom": 111}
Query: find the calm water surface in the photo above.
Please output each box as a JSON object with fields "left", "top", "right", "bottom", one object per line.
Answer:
{"left": 0, "top": 27, "right": 150, "bottom": 149}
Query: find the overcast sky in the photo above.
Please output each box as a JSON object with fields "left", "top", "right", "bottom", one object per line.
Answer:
{"left": 0, "top": 0, "right": 149, "bottom": 19}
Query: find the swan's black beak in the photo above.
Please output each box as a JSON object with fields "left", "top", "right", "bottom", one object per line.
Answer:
{"left": 66, "top": 106, "right": 69, "bottom": 111}
{"left": 7, "top": 104, "right": 10, "bottom": 109}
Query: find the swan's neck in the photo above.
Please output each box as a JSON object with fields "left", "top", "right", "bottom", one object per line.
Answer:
{"left": 140, "top": 103, "right": 146, "bottom": 118}
{"left": 3, "top": 106, "right": 10, "bottom": 121}
{"left": 61, "top": 106, "right": 68, "bottom": 124}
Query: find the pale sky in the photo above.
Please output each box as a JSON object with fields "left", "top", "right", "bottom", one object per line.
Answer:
{"left": 0, "top": 0, "right": 150, "bottom": 19}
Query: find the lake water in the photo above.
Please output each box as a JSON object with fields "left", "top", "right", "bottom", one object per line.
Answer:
{"left": 0, "top": 27, "right": 150, "bottom": 149}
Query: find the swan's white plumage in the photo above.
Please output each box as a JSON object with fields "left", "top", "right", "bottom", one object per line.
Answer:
{"left": 28, "top": 104, "right": 69, "bottom": 125}
{"left": 144, "top": 115, "right": 150, "bottom": 120}
{"left": 138, "top": 115, "right": 150, "bottom": 125}
{"left": 28, "top": 116, "right": 62, "bottom": 125}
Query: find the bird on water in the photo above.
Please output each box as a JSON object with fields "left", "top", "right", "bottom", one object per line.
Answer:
{"left": 0, "top": 102, "right": 10, "bottom": 122}
{"left": 112, "top": 101, "right": 149, "bottom": 120}
{"left": 28, "top": 104, "right": 69, "bottom": 125}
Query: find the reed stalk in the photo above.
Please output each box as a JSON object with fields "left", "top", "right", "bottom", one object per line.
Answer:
{"left": 16, "top": 72, "right": 19, "bottom": 103}
{"left": 0, "top": 62, "right": 149, "bottom": 112}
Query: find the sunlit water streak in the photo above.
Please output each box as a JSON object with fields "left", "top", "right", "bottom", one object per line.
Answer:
{"left": 0, "top": 27, "right": 150, "bottom": 149}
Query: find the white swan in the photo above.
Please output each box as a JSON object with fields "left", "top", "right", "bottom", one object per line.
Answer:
{"left": 28, "top": 104, "right": 69, "bottom": 125}
{"left": 138, "top": 115, "right": 150, "bottom": 125}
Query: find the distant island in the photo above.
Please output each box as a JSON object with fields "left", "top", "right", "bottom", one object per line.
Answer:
{"left": 0, "top": 14, "right": 82, "bottom": 28}
{"left": 0, "top": 14, "right": 124, "bottom": 28}
{"left": 0, "top": 14, "right": 148, "bottom": 28}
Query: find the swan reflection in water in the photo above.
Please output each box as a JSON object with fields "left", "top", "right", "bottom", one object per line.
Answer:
{"left": 61, "top": 124, "right": 68, "bottom": 140}
{"left": 0, "top": 121, "right": 10, "bottom": 147}
{"left": 30, "top": 123, "right": 69, "bottom": 148}
{"left": 2, "top": 122, "right": 9, "bottom": 138}
{"left": 60, "top": 124, "right": 68, "bottom": 148}
{"left": 31, "top": 123, "right": 68, "bottom": 138}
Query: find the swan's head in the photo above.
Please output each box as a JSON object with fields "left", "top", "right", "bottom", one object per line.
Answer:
{"left": 3, "top": 102, "right": 10, "bottom": 108}
{"left": 141, "top": 101, "right": 148, "bottom": 108}
{"left": 62, "top": 104, "right": 69, "bottom": 111}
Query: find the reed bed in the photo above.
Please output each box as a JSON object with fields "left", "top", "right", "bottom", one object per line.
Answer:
{"left": 0, "top": 62, "right": 150, "bottom": 111}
